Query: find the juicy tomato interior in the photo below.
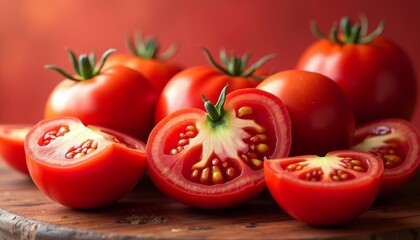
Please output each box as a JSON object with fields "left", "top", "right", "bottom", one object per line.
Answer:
{"left": 352, "top": 125, "right": 408, "bottom": 169}
{"left": 278, "top": 155, "right": 371, "bottom": 182}
{"left": 163, "top": 102, "right": 277, "bottom": 186}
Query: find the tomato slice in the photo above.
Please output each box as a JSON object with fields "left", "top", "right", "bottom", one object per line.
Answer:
{"left": 24, "top": 117, "right": 147, "bottom": 209}
{"left": 264, "top": 150, "right": 384, "bottom": 226}
{"left": 0, "top": 124, "right": 32, "bottom": 175}
{"left": 351, "top": 118, "right": 420, "bottom": 195}
{"left": 147, "top": 88, "right": 291, "bottom": 209}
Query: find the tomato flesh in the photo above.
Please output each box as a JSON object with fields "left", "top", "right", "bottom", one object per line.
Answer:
{"left": 352, "top": 119, "right": 420, "bottom": 195}
{"left": 147, "top": 88, "right": 291, "bottom": 209}
{"left": 25, "top": 117, "right": 147, "bottom": 209}
{"left": 265, "top": 151, "right": 384, "bottom": 226}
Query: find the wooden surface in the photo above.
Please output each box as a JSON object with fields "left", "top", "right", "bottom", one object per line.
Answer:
{"left": 1, "top": 161, "right": 420, "bottom": 240}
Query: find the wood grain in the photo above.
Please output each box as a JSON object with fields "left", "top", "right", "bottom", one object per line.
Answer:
{"left": 1, "top": 161, "right": 420, "bottom": 240}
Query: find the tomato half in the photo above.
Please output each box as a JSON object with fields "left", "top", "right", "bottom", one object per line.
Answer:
{"left": 296, "top": 16, "right": 417, "bottom": 125}
{"left": 103, "top": 33, "right": 182, "bottom": 93}
{"left": 24, "top": 117, "right": 147, "bottom": 209}
{"left": 265, "top": 150, "right": 384, "bottom": 226}
{"left": 154, "top": 48, "right": 275, "bottom": 124}
{"left": 147, "top": 87, "right": 291, "bottom": 209}
{"left": 351, "top": 119, "right": 420, "bottom": 195}
{"left": 44, "top": 49, "right": 158, "bottom": 142}
{"left": 257, "top": 70, "right": 355, "bottom": 156}
{"left": 0, "top": 124, "right": 31, "bottom": 175}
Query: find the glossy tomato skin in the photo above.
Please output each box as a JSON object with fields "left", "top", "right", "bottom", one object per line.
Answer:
{"left": 104, "top": 54, "right": 182, "bottom": 93}
{"left": 257, "top": 70, "right": 355, "bottom": 156}
{"left": 296, "top": 37, "right": 417, "bottom": 125}
{"left": 25, "top": 117, "right": 147, "bottom": 209}
{"left": 352, "top": 118, "right": 420, "bottom": 196}
{"left": 147, "top": 88, "right": 291, "bottom": 209}
{"left": 265, "top": 150, "right": 384, "bottom": 226}
{"left": 0, "top": 125, "right": 31, "bottom": 175}
{"left": 154, "top": 66, "right": 261, "bottom": 124}
{"left": 44, "top": 66, "right": 158, "bottom": 142}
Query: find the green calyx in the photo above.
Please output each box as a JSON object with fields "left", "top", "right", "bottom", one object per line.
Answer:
{"left": 311, "top": 15, "right": 385, "bottom": 45}
{"left": 202, "top": 84, "right": 228, "bottom": 123}
{"left": 126, "top": 32, "right": 177, "bottom": 60}
{"left": 201, "top": 47, "right": 276, "bottom": 79}
{"left": 45, "top": 48, "right": 116, "bottom": 81}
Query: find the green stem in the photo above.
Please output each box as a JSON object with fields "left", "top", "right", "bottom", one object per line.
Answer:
{"left": 202, "top": 84, "right": 228, "bottom": 122}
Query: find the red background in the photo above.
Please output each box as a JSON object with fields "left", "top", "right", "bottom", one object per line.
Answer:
{"left": 1, "top": 0, "right": 420, "bottom": 128}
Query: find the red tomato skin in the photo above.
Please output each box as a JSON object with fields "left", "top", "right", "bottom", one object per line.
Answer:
{"left": 104, "top": 54, "right": 182, "bottom": 93}
{"left": 44, "top": 66, "right": 158, "bottom": 142}
{"left": 296, "top": 37, "right": 417, "bottom": 125}
{"left": 25, "top": 118, "right": 147, "bottom": 209}
{"left": 147, "top": 88, "right": 291, "bottom": 209}
{"left": 264, "top": 151, "right": 384, "bottom": 226}
{"left": 154, "top": 66, "right": 261, "bottom": 124}
{"left": 352, "top": 119, "right": 420, "bottom": 196}
{"left": 257, "top": 70, "right": 355, "bottom": 156}
{"left": 0, "top": 125, "right": 31, "bottom": 175}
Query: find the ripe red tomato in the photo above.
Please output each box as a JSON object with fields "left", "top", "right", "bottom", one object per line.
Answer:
{"left": 154, "top": 48, "right": 275, "bottom": 124}
{"left": 257, "top": 70, "right": 355, "bottom": 156}
{"left": 24, "top": 117, "right": 147, "bottom": 209}
{"left": 44, "top": 49, "right": 158, "bottom": 142}
{"left": 103, "top": 33, "right": 182, "bottom": 93}
{"left": 0, "top": 124, "right": 31, "bottom": 175}
{"left": 264, "top": 150, "right": 384, "bottom": 226}
{"left": 147, "top": 87, "right": 291, "bottom": 209}
{"left": 296, "top": 16, "right": 417, "bottom": 125}
{"left": 351, "top": 118, "right": 420, "bottom": 196}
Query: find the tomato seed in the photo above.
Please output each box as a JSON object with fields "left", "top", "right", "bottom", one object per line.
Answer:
{"left": 65, "top": 139, "right": 98, "bottom": 159}
{"left": 237, "top": 106, "right": 253, "bottom": 117}
{"left": 200, "top": 167, "right": 210, "bottom": 184}
{"left": 212, "top": 166, "right": 224, "bottom": 184}
{"left": 352, "top": 165, "right": 364, "bottom": 171}
{"left": 251, "top": 158, "right": 263, "bottom": 167}
{"left": 226, "top": 167, "right": 236, "bottom": 179}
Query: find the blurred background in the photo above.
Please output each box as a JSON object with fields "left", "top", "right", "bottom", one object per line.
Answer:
{"left": 1, "top": 0, "right": 420, "bottom": 128}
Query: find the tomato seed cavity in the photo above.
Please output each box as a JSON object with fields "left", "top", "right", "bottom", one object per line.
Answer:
{"left": 65, "top": 139, "right": 98, "bottom": 159}
{"left": 170, "top": 125, "right": 198, "bottom": 155}
{"left": 39, "top": 126, "right": 70, "bottom": 146}
{"left": 190, "top": 157, "right": 238, "bottom": 185}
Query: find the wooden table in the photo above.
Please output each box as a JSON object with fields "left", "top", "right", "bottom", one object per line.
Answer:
{"left": 1, "top": 161, "right": 420, "bottom": 240}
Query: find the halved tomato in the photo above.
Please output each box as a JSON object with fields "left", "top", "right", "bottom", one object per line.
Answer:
{"left": 352, "top": 118, "right": 420, "bottom": 195}
{"left": 147, "top": 87, "right": 291, "bottom": 209}
{"left": 0, "top": 124, "right": 32, "bottom": 175}
{"left": 264, "top": 150, "right": 384, "bottom": 226}
{"left": 24, "top": 117, "right": 147, "bottom": 209}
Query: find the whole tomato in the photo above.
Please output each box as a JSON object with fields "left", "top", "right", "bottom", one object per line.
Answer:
{"left": 154, "top": 47, "right": 275, "bottom": 124}
{"left": 147, "top": 86, "right": 291, "bottom": 209}
{"left": 103, "top": 32, "right": 182, "bottom": 93}
{"left": 296, "top": 16, "right": 417, "bottom": 125}
{"left": 44, "top": 49, "right": 158, "bottom": 142}
{"left": 25, "top": 117, "right": 147, "bottom": 209}
{"left": 257, "top": 70, "right": 355, "bottom": 156}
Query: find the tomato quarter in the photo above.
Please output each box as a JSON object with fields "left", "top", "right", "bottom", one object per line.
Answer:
{"left": 147, "top": 87, "right": 291, "bottom": 209}
{"left": 24, "top": 117, "right": 148, "bottom": 209}
{"left": 352, "top": 118, "right": 420, "bottom": 195}
{"left": 265, "top": 150, "right": 384, "bottom": 226}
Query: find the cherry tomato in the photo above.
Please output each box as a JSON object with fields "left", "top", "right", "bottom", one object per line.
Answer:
{"left": 154, "top": 47, "right": 275, "bottom": 124}
{"left": 257, "top": 70, "right": 355, "bottom": 156}
{"left": 104, "top": 32, "right": 182, "bottom": 93}
{"left": 44, "top": 49, "right": 158, "bottom": 142}
{"left": 24, "top": 117, "right": 147, "bottom": 209}
{"left": 264, "top": 150, "right": 384, "bottom": 226}
{"left": 0, "top": 124, "right": 31, "bottom": 175}
{"left": 296, "top": 16, "right": 417, "bottom": 125}
{"left": 352, "top": 118, "right": 420, "bottom": 196}
{"left": 147, "top": 87, "right": 291, "bottom": 209}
